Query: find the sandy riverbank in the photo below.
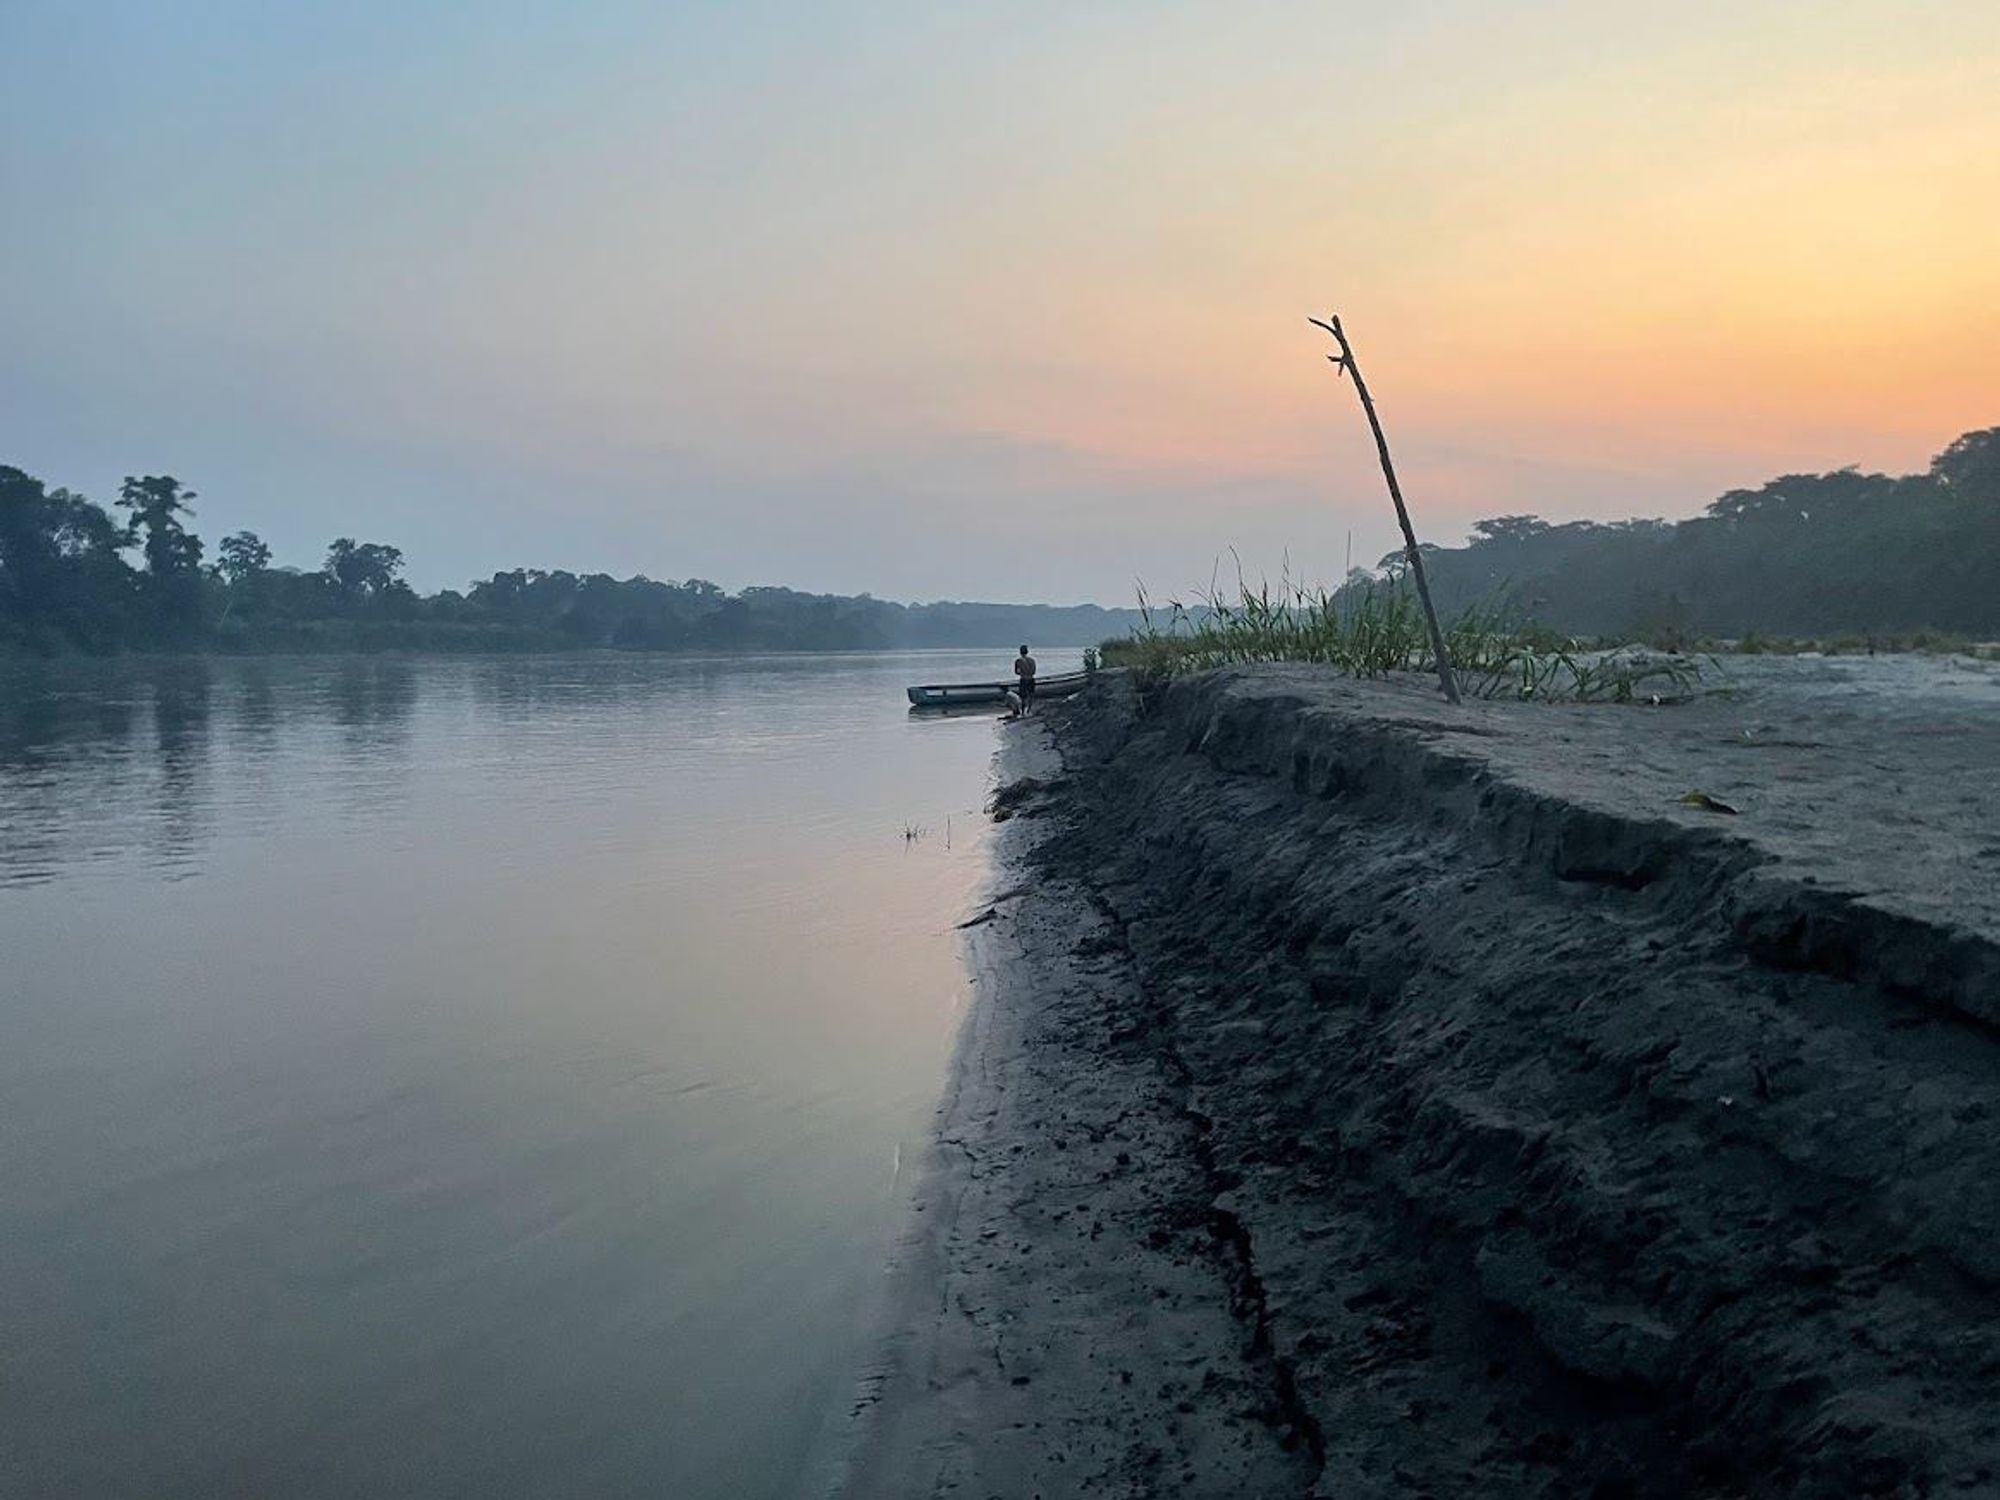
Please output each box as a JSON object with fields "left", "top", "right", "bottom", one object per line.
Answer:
{"left": 836, "top": 655, "right": 2000, "bottom": 1498}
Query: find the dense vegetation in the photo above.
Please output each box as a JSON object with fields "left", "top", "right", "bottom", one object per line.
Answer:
{"left": 1105, "top": 583, "right": 1712, "bottom": 701}
{"left": 11, "top": 426, "right": 1993, "bottom": 658}
{"left": 1104, "top": 425, "right": 1999, "bottom": 699}
{"left": 1380, "top": 425, "right": 2000, "bottom": 641}
{"left": 0, "top": 464, "right": 1139, "bottom": 655}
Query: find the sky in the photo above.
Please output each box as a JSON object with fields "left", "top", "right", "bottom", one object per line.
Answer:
{"left": 3, "top": 1, "right": 1997, "bottom": 604}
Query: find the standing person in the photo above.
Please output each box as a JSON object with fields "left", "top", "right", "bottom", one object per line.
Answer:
{"left": 1013, "top": 644, "right": 1037, "bottom": 715}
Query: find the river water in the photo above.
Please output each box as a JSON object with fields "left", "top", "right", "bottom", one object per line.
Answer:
{"left": 0, "top": 650, "right": 1025, "bottom": 1498}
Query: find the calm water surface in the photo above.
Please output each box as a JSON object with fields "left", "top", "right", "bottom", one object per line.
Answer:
{"left": 0, "top": 650, "right": 1026, "bottom": 1499}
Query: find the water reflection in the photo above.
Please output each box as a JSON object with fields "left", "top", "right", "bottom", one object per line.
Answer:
{"left": 0, "top": 659, "right": 137, "bottom": 768}
{"left": 0, "top": 656, "right": 438, "bottom": 885}
{"left": 0, "top": 648, "right": 1025, "bottom": 892}
{"left": 0, "top": 649, "right": 1008, "bottom": 1499}
{"left": 146, "top": 661, "right": 212, "bottom": 876}
{"left": 0, "top": 660, "right": 150, "bottom": 886}
{"left": 331, "top": 657, "right": 417, "bottom": 749}
{"left": 231, "top": 661, "right": 279, "bottom": 748}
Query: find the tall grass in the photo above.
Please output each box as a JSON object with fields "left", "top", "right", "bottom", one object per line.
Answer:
{"left": 1103, "top": 572, "right": 1710, "bottom": 703}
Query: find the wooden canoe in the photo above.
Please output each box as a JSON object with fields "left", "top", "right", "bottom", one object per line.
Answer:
{"left": 906, "top": 670, "right": 1092, "bottom": 708}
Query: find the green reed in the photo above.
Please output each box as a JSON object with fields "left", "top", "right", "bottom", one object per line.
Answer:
{"left": 1105, "top": 575, "right": 1710, "bottom": 704}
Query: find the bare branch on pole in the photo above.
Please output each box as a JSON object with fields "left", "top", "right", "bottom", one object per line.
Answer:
{"left": 1309, "top": 313, "right": 1461, "bottom": 704}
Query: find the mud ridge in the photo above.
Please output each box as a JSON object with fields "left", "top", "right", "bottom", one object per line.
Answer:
{"left": 1091, "top": 886, "right": 1331, "bottom": 1476}
{"left": 1140, "top": 671, "right": 2000, "bottom": 1033}
{"left": 1027, "top": 667, "right": 2000, "bottom": 1497}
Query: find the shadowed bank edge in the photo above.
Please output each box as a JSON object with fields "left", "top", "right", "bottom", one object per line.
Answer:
{"left": 830, "top": 663, "right": 2000, "bottom": 1498}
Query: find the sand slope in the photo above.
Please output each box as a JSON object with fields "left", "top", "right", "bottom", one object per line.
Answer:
{"left": 831, "top": 724, "right": 1317, "bottom": 1497}
{"left": 841, "top": 657, "right": 2000, "bottom": 1498}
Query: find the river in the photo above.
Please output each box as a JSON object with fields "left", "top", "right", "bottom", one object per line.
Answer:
{"left": 0, "top": 649, "right": 1024, "bottom": 1498}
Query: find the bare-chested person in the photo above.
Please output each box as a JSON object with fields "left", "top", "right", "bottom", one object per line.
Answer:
{"left": 1012, "top": 644, "right": 1037, "bottom": 716}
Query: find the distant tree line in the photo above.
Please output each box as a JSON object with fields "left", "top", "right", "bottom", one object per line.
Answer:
{"left": 1348, "top": 426, "right": 2000, "bottom": 641}
{"left": 0, "top": 464, "right": 1140, "bottom": 655}
{"left": 12, "top": 427, "right": 1993, "bottom": 655}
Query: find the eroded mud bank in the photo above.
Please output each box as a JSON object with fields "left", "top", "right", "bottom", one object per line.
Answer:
{"left": 842, "top": 662, "right": 2000, "bottom": 1499}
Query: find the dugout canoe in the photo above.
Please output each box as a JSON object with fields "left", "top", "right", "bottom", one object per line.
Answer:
{"left": 905, "top": 670, "right": 1092, "bottom": 708}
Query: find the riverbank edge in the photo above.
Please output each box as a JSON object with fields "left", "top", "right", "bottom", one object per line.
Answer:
{"left": 827, "top": 666, "right": 2000, "bottom": 1496}
{"left": 811, "top": 721, "right": 1055, "bottom": 1496}
{"left": 822, "top": 713, "right": 1321, "bottom": 1497}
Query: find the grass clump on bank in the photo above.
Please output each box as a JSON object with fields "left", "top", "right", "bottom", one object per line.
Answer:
{"left": 1102, "top": 579, "right": 1711, "bottom": 704}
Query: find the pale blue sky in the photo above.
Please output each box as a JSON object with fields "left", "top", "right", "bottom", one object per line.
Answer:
{"left": 5, "top": 2, "right": 1996, "bottom": 600}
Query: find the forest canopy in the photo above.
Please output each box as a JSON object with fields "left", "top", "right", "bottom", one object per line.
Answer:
{"left": 5, "top": 426, "right": 1996, "bottom": 655}
{"left": 0, "top": 465, "right": 1141, "bottom": 655}
{"left": 1352, "top": 426, "right": 2000, "bottom": 641}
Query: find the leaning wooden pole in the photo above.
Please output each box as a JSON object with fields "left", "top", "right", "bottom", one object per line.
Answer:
{"left": 1309, "top": 313, "right": 1461, "bottom": 704}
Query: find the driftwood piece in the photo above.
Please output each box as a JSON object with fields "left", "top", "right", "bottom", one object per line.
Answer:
{"left": 1309, "top": 313, "right": 1461, "bottom": 704}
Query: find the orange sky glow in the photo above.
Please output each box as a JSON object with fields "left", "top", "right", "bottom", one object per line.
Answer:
{"left": 5, "top": 1, "right": 1996, "bottom": 598}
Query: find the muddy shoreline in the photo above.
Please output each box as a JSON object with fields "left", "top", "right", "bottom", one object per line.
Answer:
{"left": 837, "top": 659, "right": 2000, "bottom": 1498}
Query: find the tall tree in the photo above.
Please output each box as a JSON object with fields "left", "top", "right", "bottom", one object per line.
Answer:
{"left": 0, "top": 466, "right": 57, "bottom": 636}
{"left": 324, "top": 537, "right": 406, "bottom": 603}
{"left": 2, "top": 469, "right": 137, "bottom": 648}
{"left": 117, "top": 474, "right": 205, "bottom": 632}
{"left": 1932, "top": 428, "right": 2000, "bottom": 501}
{"left": 211, "top": 530, "right": 274, "bottom": 625}
{"left": 216, "top": 531, "right": 272, "bottom": 586}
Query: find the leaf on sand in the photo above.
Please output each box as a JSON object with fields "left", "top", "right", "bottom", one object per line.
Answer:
{"left": 1679, "top": 790, "right": 1740, "bottom": 815}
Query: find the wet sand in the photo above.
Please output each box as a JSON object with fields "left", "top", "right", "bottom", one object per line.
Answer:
{"left": 837, "top": 655, "right": 2000, "bottom": 1498}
